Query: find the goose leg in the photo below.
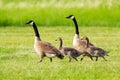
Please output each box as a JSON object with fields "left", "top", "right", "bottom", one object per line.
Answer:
{"left": 39, "top": 56, "right": 44, "bottom": 62}
{"left": 89, "top": 55, "right": 93, "bottom": 61}
{"left": 81, "top": 55, "right": 85, "bottom": 61}
{"left": 50, "top": 58, "right": 52, "bottom": 62}
{"left": 68, "top": 53, "right": 72, "bottom": 62}
{"left": 73, "top": 57, "right": 78, "bottom": 61}
{"left": 39, "top": 58, "right": 43, "bottom": 62}
{"left": 39, "top": 53, "right": 45, "bottom": 63}
{"left": 102, "top": 56, "right": 107, "bottom": 61}
{"left": 96, "top": 56, "right": 98, "bottom": 61}
{"left": 69, "top": 58, "right": 72, "bottom": 62}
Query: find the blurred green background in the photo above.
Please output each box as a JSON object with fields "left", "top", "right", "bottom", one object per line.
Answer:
{"left": 0, "top": 0, "right": 120, "bottom": 27}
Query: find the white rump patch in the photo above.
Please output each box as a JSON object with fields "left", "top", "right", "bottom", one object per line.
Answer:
{"left": 45, "top": 53, "right": 56, "bottom": 58}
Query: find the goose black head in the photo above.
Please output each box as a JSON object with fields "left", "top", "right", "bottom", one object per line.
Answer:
{"left": 26, "top": 20, "right": 34, "bottom": 25}
{"left": 66, "top": 15, "right": 75, "bottom": 19}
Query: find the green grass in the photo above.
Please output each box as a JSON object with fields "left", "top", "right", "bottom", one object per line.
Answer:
{"left": 0, "top": 26, "right": 120, "bottom": 80}
{"left": 0, "top": 0, "right": 120, "bottom": 79}
{"left": 0, "top": 0, "right": 120, "bottom": 26}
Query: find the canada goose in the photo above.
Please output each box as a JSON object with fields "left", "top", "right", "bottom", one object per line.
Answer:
{"left": 55, "top": 37, "right": 82, "bottom": 62}
{"left": 26, "top": 20, "right": 64, "bottom": 62}
{"left": 66, "top": 15, "right": 94, "bottom": 61}
{"left": 66, "top": 14, "right": 94, "bottom": 52}
{"left": 83, "top": 36, "right": 109, "bottom": 61}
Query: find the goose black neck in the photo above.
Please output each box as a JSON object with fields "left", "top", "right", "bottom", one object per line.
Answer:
{"left": 73, "top": 18, "right": 79, "bottom": 35}
{"left": 33, "top": 23, "right": 40, "bottom": 39}
{"left": 59, "top": 39, "right": 63, "bottom": 50}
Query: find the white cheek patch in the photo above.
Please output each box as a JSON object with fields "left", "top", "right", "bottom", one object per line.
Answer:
{"left": 70, "top": 16, "right": 75, "bottom": 19}
{"left": 30, "top": 22, "right": 34, "bottom": 25}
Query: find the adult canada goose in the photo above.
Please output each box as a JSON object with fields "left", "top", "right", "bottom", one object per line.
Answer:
{"left": 26, "top": 20, "right": 64, "bottom": 62}
{"left": 55, "top": 37, "right": 82, "bottom": 62}
{"left": 66, "top": 14, "right": 94, "bottom": 52}
{"left": 82, "top": 36, "right": 109, "bottom": 61}
{"left": 66, "top": 15, "right": 94, "bottom": 61}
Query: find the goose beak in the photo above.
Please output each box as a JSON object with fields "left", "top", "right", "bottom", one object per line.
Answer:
{"left": 25, "top": 22, "right": 29, "bottom": 24}
{"left": 66, "top": 16, "right": 70, "bottom": 19}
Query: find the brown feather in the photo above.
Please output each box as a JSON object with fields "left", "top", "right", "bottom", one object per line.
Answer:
{"left": 26, "top": 20, "right": 64, "bottom": 62}
{"left": 56, "top": 37, "right": 82, "bottom": 62}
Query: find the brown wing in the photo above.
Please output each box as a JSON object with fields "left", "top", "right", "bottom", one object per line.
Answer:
{"left": 86, "top": 46, "right": 107, "bottom": 56}
{"left": 37, "top": 41, "right": 61, "bottom": 54}
{"left": 63, "top": 47, "right": 82, "bottom": 55}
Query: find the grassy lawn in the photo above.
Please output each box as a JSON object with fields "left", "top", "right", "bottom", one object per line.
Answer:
{"left": 0, "top": 26, "right": 120, "bottom": 80}
{"left": 0, "top": 0, "right": 120, "bottom": 80}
